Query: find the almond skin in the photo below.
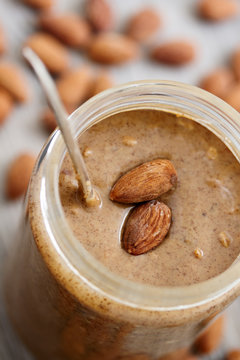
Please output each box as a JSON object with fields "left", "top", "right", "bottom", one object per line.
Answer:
{"left": 6, "top": 153, "right": 36, "bottom": 199}
{"left": 39, "top": 14, "right": 92, "bottom": 48}
{"left": 194, "top": 316, "right": 224, "bottom": 354}
{"left": 22, "top": 0, "right": 54, "bottom": 10}
{"left": 110, "top": 159, "right": 177, "bottom": 204}
{"left": 25, "top": 33, "right": 69, "bottom": 74}
{"left": 90, "top": 71, "right": 113, "bottom": 96}
{"left": 198, "top": 0, "right": 238, "bottom": 21}
{"left": 0, "top": 63, "right": 28, "bottom": 102}
{"left": 56, "top": 66, "right": 93, "bottom": 108}
{"left": 126, "top": 9, "right": 161, "bottom": 42}
{"left": 88, "top": 33, "right": 139, "bottom": 64}
{"left": 0, "top": 88, "right": 13, "bottom": 125}
{"left": 224, "top": 83, "right": 240, "bottom": 112}
{"left": 232, "top": 48, "right": 240, "bottom": 81}
{"left": 227, "top": 350, "right": 240, "bottom": 360}
{"left": 86, "top": 0, "right": 113, "bottom": 32}
{"left": 122, "top": 200, "right": 171, "bottom": 255}
{"left": 200, "top": 67, "right": 235, "bottom": 99}
{"left": 152, "top": 41, "right": 195, "bottom": 66}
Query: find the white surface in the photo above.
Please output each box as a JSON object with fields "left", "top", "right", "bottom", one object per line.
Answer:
{"left": 0, "top": 0, "right": 240, "bottom": 359}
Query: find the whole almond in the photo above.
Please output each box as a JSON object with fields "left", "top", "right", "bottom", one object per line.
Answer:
{"left": 42, "top": 103, "right": 74, "bottom": 133}
{"left": 25, "top": 33, "right": 69, "bottom": 74}
{"left": 22, "top": 0, "right": 54, "bottom": 10}
{"left": 224, "top": 83, "right": 240, "bottom": 112}
{"left": 110, "top": 159, "right": 177, "bottom": 204}
{"left": 160, "top": 348, "right": 190, "bottom": 360}
{"left": 200, "top": 68, "right": 235, "bottom": 99}
{"left": 0, "top": 88, "right": 13, "bottom": 125}
{"left": 126, "top": 9, "right": 161, "bottom": 42}
{"left": 0, "top": 63, "right": 28, "bottom": 102}
{"left": 227, "top": 350, "right": 240, "bottom": 360}
{"left": 152, "top": 41, "right": 195, "bottom": 66}
{"left": 90, "top": 71, "right": 113, "bottom": 96}
{"left": 87, "top": 0, "right": 113, "bottom": 32}
{"left": 39, "top": 14, "right": 92, "bottom": 48}
{"left": 0, "top": 24, "right": 6, "bottom": 54}
{"left": 232, "top": 48, "right": 240, "bottom": 81}
{"left": 88, "top": 33, "right": 139, "bottom": 64}
{"left": 6, "top": 153, "right": 36, "bottom": 199}
{"left": 56, "top": 66, "right": 92, "bottom": 107}
{"left": 122, "top": 200, "right": 171, "bottom": 255}
{"left": 198, "top": 0, "right": 238, "bottom": 21}
{"left": 194, "top": 316, "right": 224, "bottom": 354}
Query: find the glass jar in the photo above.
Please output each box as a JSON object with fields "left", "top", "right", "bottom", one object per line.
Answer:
{"left": 5, "top": 80, "right": 240, "bottom": 360}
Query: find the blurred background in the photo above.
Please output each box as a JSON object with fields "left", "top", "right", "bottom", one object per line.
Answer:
{"left": 0, "top": 0, "right": 240, "bottom": 359}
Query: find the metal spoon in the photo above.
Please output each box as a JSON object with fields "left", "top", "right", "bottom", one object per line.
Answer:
{"left": 23, "top": 47, "right": 100, "bottom": 207}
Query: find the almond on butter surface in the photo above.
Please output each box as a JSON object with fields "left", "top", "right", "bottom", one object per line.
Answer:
{"left": 122, "top": 200, "right": 171, "bottom": 255}
{"left": 110, "top": 159, "right": 177, "bottom": 204}
{"left": 0, "top": 88, "right": 13, "bottom": 125}
{"left": 6, "top": 153, "right": 36, "bottom": 199}
{"left": 25, "top": 33, "right": 69, "bottom": 74}
{"left": 227, "top": 350, "right": 240, "bottom": 360}
{"left": 194, "top": 316, "right": 224, "bottom": 354}
{"left": 152, "top": 41, "right": 195, "bottom": 66}
{"left": 232, "top": 48, "right": 240, "bottom": 81}
{"left": 0, "top": 24, "right": 6, "bottom": 54}
{"left": 39, "top": 14, "right": 91, "bottom": 48}
{"left": 56, "top": 66, "right": 92, "bottom": 108}
{"left": 88, "top": 33, "right": 139, "bottom": 65}
{"left": 90, "top": 71, "right": 113, "bottom": 96}
{"left": 126, "top": 9, "right": 161, "bottom": 42}
{"left": 0, "top": 63, "right": 28, "bottom": 102}
{"left": 200, "top": 68, "right": 235, "bottom": 99}
{"left": 86, "top": 0, "right": 113, "bottom": 32}
{"left": 198, "top": 0, "right": 238, "bottom": 21}
{"left": 22, "top": 0, "right": 54, "bottom": 10}
{"left": 224, "top": 83, "right": 240, "bottom": 112}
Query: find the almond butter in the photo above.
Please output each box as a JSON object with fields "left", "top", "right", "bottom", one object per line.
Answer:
{"left": 198, "top": 0, "right": 238, "bottom": 21}
{"left": 110, "top": 159, "right": 177, "bottom": 204}
{"left": 200, "top": 68, "right": 235, "bottom": 99}
{"left": 39, "top": 14, "right": 92, "bottom": 48}
{"left": 88, "top": 33, "right": 139, "bottom": 64}
{"left": 122, "top": 200, "right": 171, "bottom": 255}
{"left": 232, "top": 48, "right": 240, "bottom": 81}
{"left": 56, "top": 66, "right": 93, "bottom": 108}
{"left": 6, "top": 153, "right": 36, "bottom": 199}
{"left": 194, "top": 315, "right": 224, "bottom": 354}
{"left": 224, "top": 83, "right": 240, "bottom": 112}
{"left": 0, "top": 63, "right": 28, "bottom": 102}
{"left": 25, "top": 33, "right": 69, "bottom": 74}
{"left": 152, "top": 41, "right": 195, "bottom": 66}
{"left": 90, "top": 70, "right": 113, "bottom": 96}
{"left": 22, "top": 0, "right": 54, "bottom": 10}
{"left": 0, "top": 88, "right": 13, "bottom": 126}
{"left": 126, "top": 9, "right": 161, "bottom": 42}
{"left": 0, "top": 24, "right": 6, "bottom": 54}
{"left": 86, "top": 0, "right": 113, "bottom": 32}
{"left": 42, "top": 103, "right": 74, "bottom": 133}
{"left": 227, "top": 350, "right": 240, "bottom": 360}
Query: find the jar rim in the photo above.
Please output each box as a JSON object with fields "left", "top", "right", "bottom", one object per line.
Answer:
{"left": 41, "top": 80, "right": 240, "bottom": 310}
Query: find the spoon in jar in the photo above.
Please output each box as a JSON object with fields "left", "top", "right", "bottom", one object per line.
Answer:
{"left": 23, "top": 47, "right": 101, "bottom": 207}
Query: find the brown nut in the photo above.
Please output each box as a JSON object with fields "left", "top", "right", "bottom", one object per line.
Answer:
{"left": 194, "top": 315, "right": 224, "bottom": 354}
{"left": 232, "top": 48, "right": 240, "bottom": 81}
{"left": 0, "top": 63, "right": 28, "bottom": 102}
{"left": 6, "top": 153, "right": 36, "bottom": 199}
{"left": 90, "top": 71, "right": 113, "bottom": 96}
{"left": 226, "top": 350, "right": 240, "bottom": 360}
{"left": 86, "top": 0, "right": 113, "bottom": 32}
{"left": 224, "top": 83, "right": 240, "bottom": 112}
{"left": 22, "top": 0, "right": 54, "bottom": 10}
{"left": 0, "top": 88, "right": 13, "bottom": 125}
{"left": 200, "top": 67, "right": 235, "bottom": 99}
{"left": 42, "top": 103, "right": 74, "bottom": 133}
{"left": 122, "top": 200, "right": 171, "bottom": 255}
{"left": 152, "top": 40, "right": 195, "bottom": 66}
{"left": 198, "top": 0, "right": 238, "bottom": 21}
{"left": 126, "top": 8, "right": 161, "bottom": 42}
{"left": 25, "top": 32, "right": 69, "bottom": 74}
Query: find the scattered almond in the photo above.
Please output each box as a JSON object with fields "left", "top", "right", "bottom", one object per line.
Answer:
{"left": 218, "top": 231, "right": 232, "bottom": 248}
{"left": 194, "top": 247, "right": 204, "bottom": 259}
{"left": 159, "top": 348, "right": 190, "bottom": 360}
{"left": 227, "top": 349, "right": 240, "bottom": 360}
{"left": 194, "top": 316, "right": 224, "bottom": 354}
{"left": 152, "top": 41, "right": 195, "bottom": 66}
{"left": 200, "top": 68, "right": 235, "bottom": 99}
{"left": 232, "top": 48, "right": 240, "bottom": 81}
{"left": 224, "top": 84, "right": 240, "bottom": 112}
{"left": 122, "top": 135, "right": 137, "bottom": 147}
{"left": 39, "top": 14, "right": 92, "bottom": 49}
{"left": 198, "top": 0, "right": 238, "bottom": 21}
{"left": 90, "top": 71, "right": 113, "bottom": 96}
{"left": 0, "top": 63, "right": 28, "bottom": 102}
{"left": 86, "top": 0, "right": 113, "bottom": 32}
{"left": 122, "top": 200, "right": 171, "bottom": 255}
{"left": 88, "top": 33, "right": 139, "bottom": 64}
{"left": 42, "top": 103, "right": 74, "bottom": 133}
{"left": 22, "top": 0, "right": 54, "bottom": 10}
{"left": 25, "top": 32, "right": 69, "bottom": 74}
{"left": 126, "top": 9, "right": 161, "bottom": 42}
{"left": 0, "top": 24, "right": 6, "bottom": 54}
{"left": 56, "top": 66, "right": 92, "bottom": 108}
{"left": 110, "top": 159, "right": 177, "bottom": 204}
{"left": 6, "top": 153, "right": 36, "bottom": 199}
{"left": 0, "top": 88, "right": 13, "bottom": 126}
